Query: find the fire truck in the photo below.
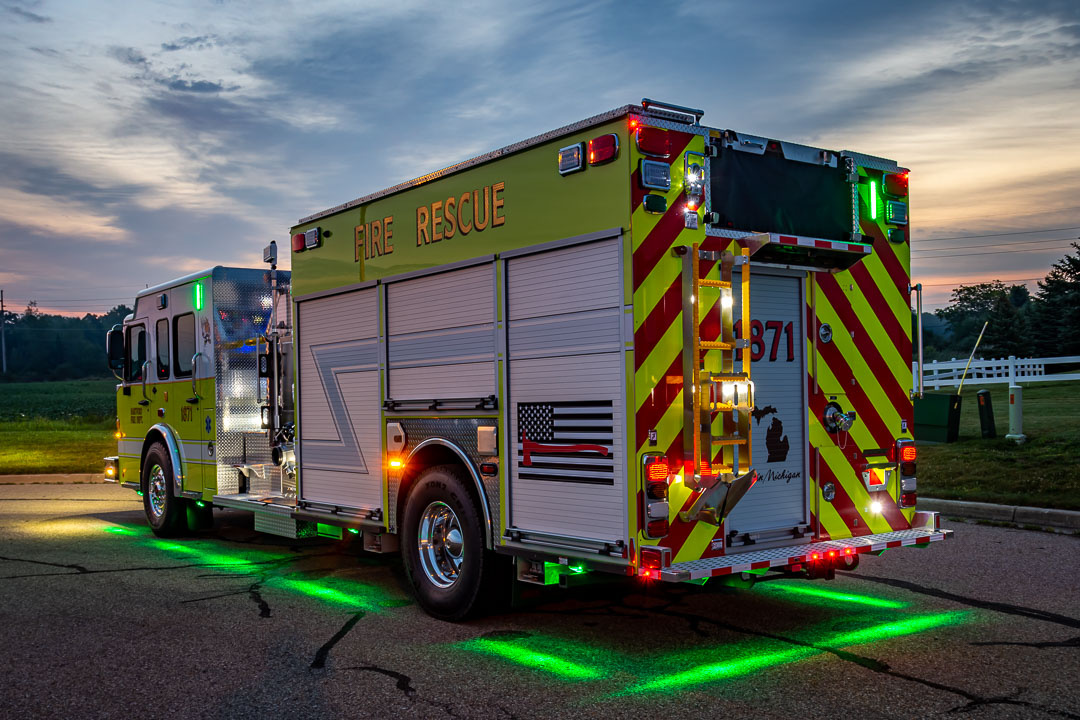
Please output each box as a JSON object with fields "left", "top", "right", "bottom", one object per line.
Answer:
{"left": 105, "top": 99, "right": 950, "bottom": 620}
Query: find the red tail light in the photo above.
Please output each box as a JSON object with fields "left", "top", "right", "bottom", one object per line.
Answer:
{"left": 646, "top": 481, "right": 668, "bottom": 500}
{"left": 291, "top": 233, "right": 306, "bottom": 252}
{"left": 883, "top": 171, "right": 909, "bottom": 197}
{"left": 588, "top": 133, "right": 619, "bottom": 165}
{"left": 635, "top": 126, "right": 671, "bottom": 158}
{"left": 900, "top": 491, "right": 917, "bottom": 508}
{"left": 646, "top": 519, "right": 669, "bottom": 537}
{"left": 900, "top": 445, "right": 917, "bottom": 462}
{"left": 645, "top": 459, "right": 670, "bottom": 481}
{"left": 641, "top": 545, "right": 669, "bottom": 570}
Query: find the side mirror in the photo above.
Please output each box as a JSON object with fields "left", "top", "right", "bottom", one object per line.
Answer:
{"left": 106, "top": 325, "right": 124, "bottom": 371}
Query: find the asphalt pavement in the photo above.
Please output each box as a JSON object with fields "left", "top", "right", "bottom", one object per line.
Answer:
{"left": 1, "top": 484, "right": 1077, "bottom": 719}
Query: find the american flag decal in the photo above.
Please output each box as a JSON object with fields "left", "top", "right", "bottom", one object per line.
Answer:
{"left": 517, "top": 400, "right": 615, "bottom": 485}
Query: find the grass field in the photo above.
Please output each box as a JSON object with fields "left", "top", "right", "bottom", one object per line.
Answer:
{"left": 917, "top": 379, "right": 1080, "bottom": 510}
{"left": 0, "top": 379, "right": 116, "bottom": 474}
{"left": 1, "top": 378, "right": 1077, "bottom": 510}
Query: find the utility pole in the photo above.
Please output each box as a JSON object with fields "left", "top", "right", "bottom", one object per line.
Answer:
{"left": 1, "top": 288, "right": 6, "bottom": 375}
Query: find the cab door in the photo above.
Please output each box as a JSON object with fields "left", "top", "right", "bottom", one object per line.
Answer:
{"left": 171, "top": 282, "right": 211, "bottom": 495}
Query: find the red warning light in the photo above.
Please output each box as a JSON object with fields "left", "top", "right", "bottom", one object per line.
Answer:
{"left": 900, "top": 445, "right": 917, "bottom": 462}
{"left": 636, "top": 126, "right": 671, "bottom": 158}
{"left": 291, "top": 233, "right": 306, "bottom": 253}
{"left": 588, "top": 133, "right": 619, "bottom": 165}
{"left": 883, "top": 171, "right": 909, "bottom": 197}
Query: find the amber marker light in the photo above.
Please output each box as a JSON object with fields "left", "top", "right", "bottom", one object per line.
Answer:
{"left": 388, "top": 457, "right": 404, "bottom": 470}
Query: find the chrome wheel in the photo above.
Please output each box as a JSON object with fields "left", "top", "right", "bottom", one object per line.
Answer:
{"left": 148, "top": 463, "right": 167, "bottom": 519}
{"left": 417, "top": 501, "right": 464, "bottom": 589}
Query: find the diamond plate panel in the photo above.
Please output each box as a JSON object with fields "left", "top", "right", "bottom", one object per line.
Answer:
{"left": 211, "top": 267, "right": 290, "bottom": 496}
{"left": 389, "top": 418, "right": 499, "bottom": 541}
{"left": 662, "top": 528, "right": 951, "bottom": 581}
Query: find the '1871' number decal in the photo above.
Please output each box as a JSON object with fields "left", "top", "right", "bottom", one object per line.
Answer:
{"left": 735, "top": 320, "right": 795, "bottom": 362}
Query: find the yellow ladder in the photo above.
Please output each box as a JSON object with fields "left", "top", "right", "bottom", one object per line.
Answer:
{"left": 677, "top": 243, "right": 753, "bottom": 489}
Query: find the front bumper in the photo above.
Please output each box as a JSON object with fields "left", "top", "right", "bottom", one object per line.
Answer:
{"left": 660, "top": 526, "right": 952, "bottom": 582}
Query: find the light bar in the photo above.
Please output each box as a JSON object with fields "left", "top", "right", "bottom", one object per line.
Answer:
{"left": 869, "top": 180, "right": 878, "bottom": 220}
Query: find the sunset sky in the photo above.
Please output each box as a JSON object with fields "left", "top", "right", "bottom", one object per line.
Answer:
{"left": 1, "top": 0, "right": 1078, "bottom": 314}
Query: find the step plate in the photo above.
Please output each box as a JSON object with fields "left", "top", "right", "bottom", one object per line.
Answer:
{"left": 660, "top": 527, "right": 952, "bottom": 582}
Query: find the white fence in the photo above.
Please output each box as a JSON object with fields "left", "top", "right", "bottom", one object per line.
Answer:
{"left": 913, "top": 355, "right": 1080, "bottom": 390}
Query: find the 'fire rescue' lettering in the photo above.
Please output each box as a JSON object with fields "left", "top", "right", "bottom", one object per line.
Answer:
{"left": 355, "top": 217, "right": 395, "bottom": 261}
{"left": 417, "top": 182, "right": 505, "bottom": 246}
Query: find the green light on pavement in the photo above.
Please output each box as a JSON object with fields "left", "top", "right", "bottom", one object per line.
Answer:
{"left": 462, "top": 638, "right": 603, "bottom": 680}
{"left": 102, "top": 526, "right": 138, "bottom": 536}
{"left": 625, "top": 612, "right": 970, "bottom": 695}
{"left": 273, "top": 577, "right": 407, "bottom": 612}
{"left": 756, "top": 582, "right": 907, "bottom": 609}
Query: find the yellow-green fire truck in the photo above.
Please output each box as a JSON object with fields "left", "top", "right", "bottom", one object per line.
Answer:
{"left": 107, "top": 99, "right": 949, "bottom": 620}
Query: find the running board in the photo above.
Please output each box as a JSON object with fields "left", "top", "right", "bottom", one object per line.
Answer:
{"left": 212, "top": 493, "right": 385, "bottom": 538}
{"left": 660, "top": 527, "right": 952, "bottom": 582}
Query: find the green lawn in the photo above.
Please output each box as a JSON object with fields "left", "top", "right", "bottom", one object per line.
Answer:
{"left": 0, "top": 419, "right": 115, "bottom": 474}
{"left": 0, "top": 379, "right": 117, "bottom": 474}
{"left": 917, "top": 380, "right": 1080, "bottom": 510}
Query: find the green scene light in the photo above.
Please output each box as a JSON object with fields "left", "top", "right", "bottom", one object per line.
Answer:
{"left": 348, "top": 528, "right": 359, "bottom": 534}
{"left": 102, "top": 526, "right": 139, "bottom": 536}
{"left": 624, "top": 611, "right": 970, "bottom": 695}
{"left": 756, "top": 582, "right": 908, "bottom": 609}
{"left": 869, "top": 180, "right": 878, "bottom": 220}
{"left": 462, "top": 638, "right": 604, "bottom": 681}
{"left": 194, "top": 281, "right": 204, "bottom": 311}
{"left": 195, "top": 501, "right": 206, "bottom": 508}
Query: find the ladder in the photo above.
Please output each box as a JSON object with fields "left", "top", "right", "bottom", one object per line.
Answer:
{"left": 676, "top": 243, "right": 753, "bottom": 491}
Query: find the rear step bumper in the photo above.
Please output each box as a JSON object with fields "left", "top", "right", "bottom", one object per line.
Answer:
{"left": 660, "top": 527, "right": 952, "bottom": 582}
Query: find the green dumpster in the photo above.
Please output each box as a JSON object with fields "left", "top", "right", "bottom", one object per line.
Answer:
{"left": 914, "top": 392, "right": 962, "bottom": 443}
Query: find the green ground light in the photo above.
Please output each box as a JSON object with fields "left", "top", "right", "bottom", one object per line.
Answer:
{"left": 461, "top": 637, "right": 604, "bottom": 680}
{"left": 755, "top": 581, "right": 908, "bottom": 609}
{"left": 274, "top": 577, "right": 408, "bottom": 612}
{"left": 625, "top": 611, "right": 970, "bottom": 695}
{"left": 101, "top": 525, "right": 139, "bottom": 536}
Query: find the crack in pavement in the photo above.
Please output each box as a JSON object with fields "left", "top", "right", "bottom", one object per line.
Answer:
{"left": 841, "top": 572, "right": 1080, "bottom": 630}
{"left": 310, "top": 612, "right": 365, "bottom": 669}
{"left": 971, "top": 636, "right": 1080, "bottom": 649}
{"left": 345, "top": 664, "right": 416, "bottom": 695}
{"left": 0, "top": 554, "right": 88, "bottom": 573}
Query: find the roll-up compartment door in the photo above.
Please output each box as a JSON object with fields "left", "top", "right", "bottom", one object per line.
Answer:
{"left": 386, "top": 263, "right": 496, "bottom": 401}
{"left": 507, "top": 238, "right": 627, "bottom": 543}
{"left": 297, "top": 288, "right": 381, "bottom": 510}
{"left": 725, "top": 271, "right": 808, "bottom": 536}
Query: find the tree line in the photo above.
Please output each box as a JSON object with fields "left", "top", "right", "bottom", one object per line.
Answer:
{"left": 920, "top": 242, "right": 1080, "bottom": 361}
{"left": 0, "top": 303, "right": 132, "bottom": 382}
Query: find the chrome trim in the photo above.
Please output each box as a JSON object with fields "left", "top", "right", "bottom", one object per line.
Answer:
{"left": 915, "top": 283, "right": 924, "bottom": 399}
{"left": 121, "top": 481, "right": 140, "bottom": 492}
{"left": 641, "top": 98, "right": 704, "bottom": 122}
{"left": 136, "top": 267, "right": 219, "bottom": 300}
{"left": 407, "top": 437, "right": 494, "bottom": 548}
{"left": 417, "top": 501, "right": 464, "bottom": 588}
{"left": 148, "top": 463, "right": 167, "bottom": 518}
{"left": 190, "top": 352, "right": 202, "bottom": 402}
{"left": 149, "top": 423, "right": 186, "bottom": 494}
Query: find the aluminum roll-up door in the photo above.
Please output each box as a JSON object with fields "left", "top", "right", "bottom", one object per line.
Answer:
{"left": 506, "top": 238, "right": 627, "bottom": 543}
{"left": 725, "top": 271, "right": 808, "bottom": 537}
{"left": 297, "top": 288, "right": 381, "bottom": 510}
{"left": 386, "top": 263, "right": 496, "bottom": 401}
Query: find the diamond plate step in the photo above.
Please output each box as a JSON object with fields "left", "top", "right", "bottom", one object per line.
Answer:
{"left": 660, "top": 527, "right": 952, "bottom": 582}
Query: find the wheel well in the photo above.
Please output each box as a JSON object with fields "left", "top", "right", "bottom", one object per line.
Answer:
{"left": 398, "top": 443, "right": 490, "bottom": 547}
{"left": 140, "top": 430, "right": 168, "bottom": 484}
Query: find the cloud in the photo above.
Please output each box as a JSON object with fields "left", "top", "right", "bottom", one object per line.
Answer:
{"left": 7, "top": 6, "right": 50, "bottom": 23}
{"left": 0, "top": 186, "right": 128, "bottom": 242}
{"left": 161, "top": 77, "right": 230, "bottom": 93}
{"left": 161, "top": 35, "right": 216, "bottom": 52}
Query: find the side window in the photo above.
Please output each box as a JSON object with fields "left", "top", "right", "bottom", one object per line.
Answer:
{"left": 155, "top": 319, "right": 170, "bottom": 380}
{"left": 126, "top": 324, "right": 146, "bottom": 382}
{"left": 174, "top": 313, "right": 196, "bottom": 378}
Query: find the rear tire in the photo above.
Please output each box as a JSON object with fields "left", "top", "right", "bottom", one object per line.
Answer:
{"left": 142, "top": 442, "right": 185, "bottom": 537}
{"left": 402, "top": 464, "right": 491, "bottom": 621}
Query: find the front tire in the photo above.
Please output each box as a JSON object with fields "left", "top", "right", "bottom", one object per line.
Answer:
{"left": 402, "top": 465, "right": 489, "bottom": 621}
{"left": 142, "top": 442, "right": 185, "bottom": 537}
